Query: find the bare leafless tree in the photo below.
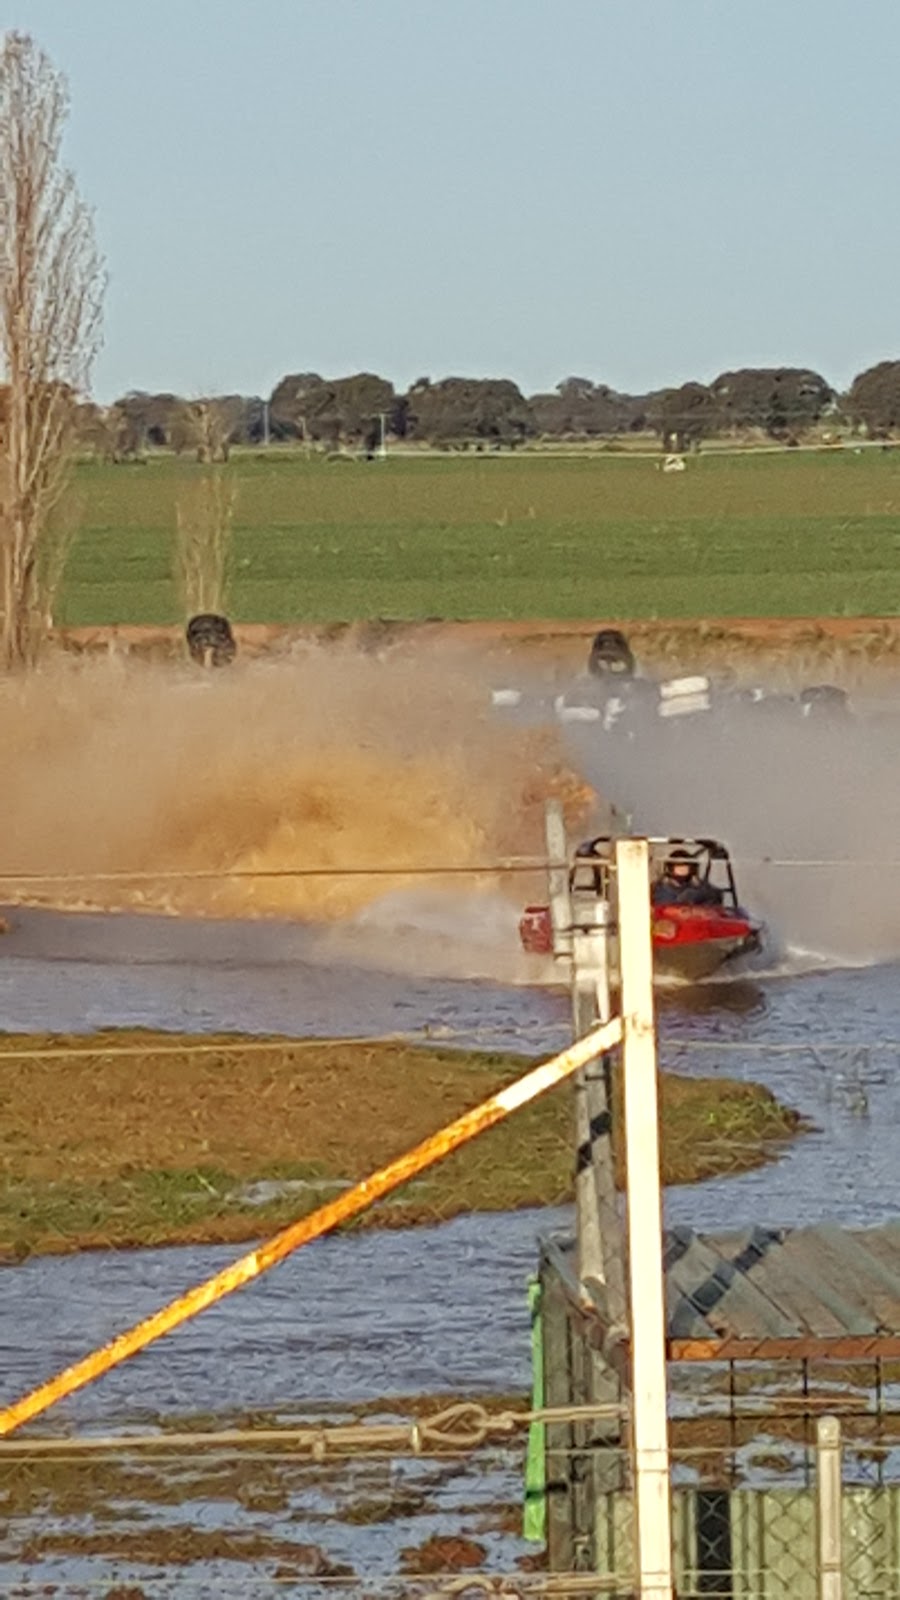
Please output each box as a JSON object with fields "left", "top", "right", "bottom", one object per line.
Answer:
{"left": 0, "top": 32, "right": 104, "bottom": 666}
{"left": 188, "top": 397, "right": 239, "bottom": 464}
{"left": 175, "top": 470, "right": 237, "bottom": 620}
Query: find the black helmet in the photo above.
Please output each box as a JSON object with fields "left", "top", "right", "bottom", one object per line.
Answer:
{"left": 664, "top": 848, "right": 699, "bottom": 882}
{"left": 588, "top": 629, "right": 635, "bottom": 679}
{"left": 186, "top": 612, "right": 237, "bottom": 668}
{"left": 799, "top": 684, "right": 849, "bottom": 719}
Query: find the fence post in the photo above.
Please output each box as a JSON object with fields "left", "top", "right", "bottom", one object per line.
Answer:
{"left": 540, "top": 1257, "right": 576, "bottom": 1572}
{"left": 616, "top": 837, "right": 673, "bottom": 1600}
{"left": 547, "top": 803, "right": 627, "bottom": 1569}
{"left": 545, "top": 803, "right": 625, "bottom": 1314}
{"left": 817, "top": 1415, "right": 843, "bottom": 1600}
{"left": 545, "top": 799, "right": 573, "bottom": 963}
{"left": 572, "top": 900, "right": 619, "bottom": 1297}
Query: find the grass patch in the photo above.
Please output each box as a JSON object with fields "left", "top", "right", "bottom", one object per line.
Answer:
{"left": 57, "top": 450, "right": 900, "bottom": 625}
{"left": 0, "top": 1031, "right": 803, "bottom": 1258}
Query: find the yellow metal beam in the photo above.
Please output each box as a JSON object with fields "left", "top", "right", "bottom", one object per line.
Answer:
{"left": 0, "top": 1017, "right": 621, "bottom": 1437}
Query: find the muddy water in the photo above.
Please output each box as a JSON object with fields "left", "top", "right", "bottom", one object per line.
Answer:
{"left": 0, "top": 907, "right": 561, "bottom": 1424}
{"left": 1, "top": 908, "right": 898, "bottom": 1419}
{"left": 1, "top": 909, "right": 899, "bottom": 1591}
{"left": 662, "top": 961, "right": 900, "bottom": 1231}
{"left": 0, "top": 902, "right": 545, "bottom": 1037}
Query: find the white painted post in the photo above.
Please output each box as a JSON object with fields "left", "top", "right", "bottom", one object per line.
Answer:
{"left": 572, "top": 896, "right": 625, "bottom": 1309}
{"left": 545, "top": 800, "right": 573, "bottom": 961}
{"left": 560, "top": 800, "right": 604, "bottom": 1292}
{"left": 571, "top": 895, "right": 606, "bottom": 1036}
{"left": 578, "top": 895, "right": 612, "bottom": 1025}
{"left": 571, "top": 900, "right": 605, "bottom": 1295}
{"left": 616, "top": 837, "right": 673, "bottom": 1600}
{"left": 817, "top": 1415, "right": 843, "bottom": 1600}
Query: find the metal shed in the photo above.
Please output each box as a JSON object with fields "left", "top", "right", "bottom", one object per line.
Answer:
{"left": 535, "top": 1223, "right": 900, "bottom": 1595}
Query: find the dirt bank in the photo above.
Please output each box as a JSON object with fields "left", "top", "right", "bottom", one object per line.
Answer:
{"left": 0, "top": 1032, "right": 804, "bottom": 1260}
{"left": 53, "top": 616, "right": 900, "bottom": 686}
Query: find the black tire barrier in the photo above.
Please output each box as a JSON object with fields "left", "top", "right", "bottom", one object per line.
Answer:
{"left": 185, "top": 613, "right": 237, "bottom": 668}
{"left": 588, "top": 629, "right": 635, "bottom": 679}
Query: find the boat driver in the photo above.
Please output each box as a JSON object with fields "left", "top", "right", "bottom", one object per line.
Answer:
{"left": 652, "top": 849, "right": 723, "bottom": 907}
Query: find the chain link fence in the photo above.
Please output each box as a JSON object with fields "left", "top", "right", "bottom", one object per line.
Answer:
{"left": 3, "top": 1410, "right": 900, "bottom": 1595}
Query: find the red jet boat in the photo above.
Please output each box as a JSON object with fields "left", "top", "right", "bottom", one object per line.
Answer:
{"left": 519, "top": 836, "right": 762, "bottom": 982}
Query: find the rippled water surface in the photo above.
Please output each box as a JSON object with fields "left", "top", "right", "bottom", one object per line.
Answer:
{"left": 1, "top": 907, "right": 898, "bottom": 1408}
{"left": 1, "top": 905, "right": 898, "bottom": 1591}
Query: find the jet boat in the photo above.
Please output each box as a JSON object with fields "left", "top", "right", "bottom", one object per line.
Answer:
{"left": 518, "top": 836, "right": 762, "bottom": 982}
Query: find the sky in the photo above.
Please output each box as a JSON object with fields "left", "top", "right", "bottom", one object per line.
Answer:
{"left": 4, "top": 0, "right": 899, "bottom": 403}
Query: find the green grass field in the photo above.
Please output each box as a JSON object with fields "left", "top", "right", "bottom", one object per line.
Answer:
{"left": 58, "top": 448, "right": 900, "bottom": 625}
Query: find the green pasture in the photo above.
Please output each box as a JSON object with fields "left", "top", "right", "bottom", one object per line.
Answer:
{"left": 58, "top": 448, "right": 900, "bottom": 624}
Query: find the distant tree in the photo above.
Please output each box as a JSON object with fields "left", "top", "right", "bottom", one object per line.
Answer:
{"left": 711, "top": 368, "right": 833, "bottom": 442}
{"left": 406, "top": 377, "right": 531, "bottom": 446}
{"left": 269, "top": 371, "right": 395, "bottom": 448}
{"left": 469, "top": 379, "right": 532, "bottom": 445}
{"left": 170, "top": 394, "right": 265, "bottom": 451}
{"left": 235, "top": 396, "right": 266, "bottom": 445}
{"left": 108, "top": 391, "right": 157, "bottom": 457}
{"left": 185, "top": 396, "right": 241, "bottom": 463}
{"left": 269, "top": 372, "right": 327, "bottom": 441}
{"left": 846, "top": 361, "right": 900, "bottom": 438}
{"left": 167, "top": 400, "right": 196, "bottom": 456}
{"left": 389, "top": 392, "right": 410, "bottom": 439}
{"left": 529, "top": 377, "right": 639, "bottom": 438}
{"left": 626, "top": 392, "right": 664, "bottom": 433}
{"left": 139, "top": 393, "right": 189, "bottom": 448}
{"left": 653, "top": 382, "right": 718, "bottom": 452}
{"left": 72, "top": 399, "right": 115, "bottom": 460}
{"left": 103, "top": 391, "right": 196, "bottom": 457}
{"left": 0, "top": 31, "right": 105, "bottom": 664}
{"left": 331, "top": 373, "right": 395, "bottom": 443}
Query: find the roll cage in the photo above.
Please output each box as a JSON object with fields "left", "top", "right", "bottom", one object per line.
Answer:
{"left": 571, "top": 836, "right": 742, "bottom": 910}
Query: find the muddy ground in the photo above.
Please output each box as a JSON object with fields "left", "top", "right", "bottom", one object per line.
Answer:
{"left": 0, "top": 1033, "right": 802, "bottom": 1258}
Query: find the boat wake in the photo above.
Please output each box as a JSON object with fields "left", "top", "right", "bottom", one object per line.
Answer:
{"left": 330, "top": 888, "right": 552, "bottom": 985}
{"left": 715, "top": 939, "right": 880, "bottom": 984}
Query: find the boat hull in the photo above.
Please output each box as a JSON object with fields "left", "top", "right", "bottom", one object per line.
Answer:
{"left": 652, "top": 931, "right": 760, "bottom": 981}
{"left": 518, "top": 903, "right": 761, "bottom": 983}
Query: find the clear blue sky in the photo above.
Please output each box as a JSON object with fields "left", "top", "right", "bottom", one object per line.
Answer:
{"left": 5, "top": 0, "right": 899, "bottom": 402}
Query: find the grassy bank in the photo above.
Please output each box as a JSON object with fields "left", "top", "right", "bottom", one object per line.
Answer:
{"left": 0, "top": 1032, "right": 803, "bottom": 1259}
{"left": 58, "top": 450, "right": 900, "bottom": 625}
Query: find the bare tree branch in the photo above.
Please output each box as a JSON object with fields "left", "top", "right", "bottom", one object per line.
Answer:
{"left": 175, "top": 470, "right": 237, "bottom": 621}
{"left": 188, "top": 397, "right": 239, "bottom": 464}
{"left": 0, "top": 31, "right": 105, "bottom": 666}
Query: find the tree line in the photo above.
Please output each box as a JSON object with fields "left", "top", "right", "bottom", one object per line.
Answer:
{"left": 72, "top": 362, "right": 900, "bottom": 460}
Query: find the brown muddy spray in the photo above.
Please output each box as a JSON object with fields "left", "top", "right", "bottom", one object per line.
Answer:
{"left": 0, "top": 649, "right": 590, "bottom": 932}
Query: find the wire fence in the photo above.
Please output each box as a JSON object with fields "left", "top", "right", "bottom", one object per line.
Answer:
{"left": 3, "top": 843, "right": 900, "bottom": 1593}
{"left": 3, "top": 854, "right": 900, "bottom": 884}
{"left": 2, "top": 1410, "right": 900, "bottom": 1596}
{"left": 0, "top": 1021, "right": 898, "bottom": 1593}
